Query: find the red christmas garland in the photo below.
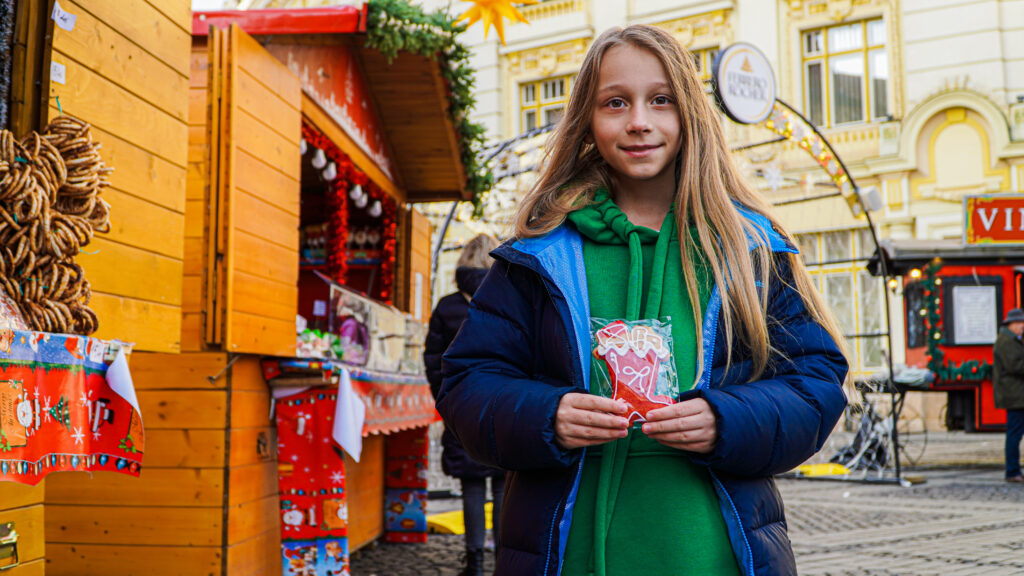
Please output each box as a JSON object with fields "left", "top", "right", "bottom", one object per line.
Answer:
{"left": 301, "top": 122, "right": 396, "bottom": 304}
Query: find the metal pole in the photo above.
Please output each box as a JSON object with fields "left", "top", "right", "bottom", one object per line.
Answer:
{"left": 775, "top": 98, "right": 902, "bottom": 482}
{"left": 428, "top": 123, "right": 558, "bottom": 299}
{"left": 430, "top": 200, "right": 460, "bottom": 298}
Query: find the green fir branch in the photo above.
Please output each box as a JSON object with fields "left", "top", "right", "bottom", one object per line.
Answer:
{"left": 921, "top": 261, "right": 991, "bottom": 382}
{"left": 366, "top": 0, "right": 494, "bottom": 208}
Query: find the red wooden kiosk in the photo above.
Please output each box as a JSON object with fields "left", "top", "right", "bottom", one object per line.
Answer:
{"left": 870, "top": 195, "right": 1024, "bottom": 431}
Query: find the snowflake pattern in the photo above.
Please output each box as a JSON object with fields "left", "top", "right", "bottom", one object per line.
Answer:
{"left": 330, "top": 470, "right": 344, "bottom": 484}
{"left": 71, "top": 426, "right": 85, "bottom": 445}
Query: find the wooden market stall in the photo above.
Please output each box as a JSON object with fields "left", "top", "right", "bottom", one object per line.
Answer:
{"left": 1, "top": 2, "right": 474, "bottom": 575}
{"left": 184, "top": 6, "right": 466, "bottom": 567}
{"left": 870, "top": 237, "right": 1024, "bottom": 432}
{"left": 1, "top": 1, "right": 193, "bottom": 574}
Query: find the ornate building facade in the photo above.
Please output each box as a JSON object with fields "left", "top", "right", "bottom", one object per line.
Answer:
{"left": 425, "top": 0, "right": 1024, "bottom": 392}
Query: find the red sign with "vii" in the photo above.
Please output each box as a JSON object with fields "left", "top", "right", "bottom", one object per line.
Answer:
{"left": 964, "top": 195, "right": 1024, "bottom": 245}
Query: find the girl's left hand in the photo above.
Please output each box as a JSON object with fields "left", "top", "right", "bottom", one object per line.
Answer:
{"left": 641, "top": 398, "right": 717, "bottom": 454}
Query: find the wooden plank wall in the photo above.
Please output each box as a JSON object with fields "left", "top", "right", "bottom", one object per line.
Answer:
{"left": 43, "top": 353, "right": 281, "bottom": 576}
{"left": 183, "top": 40, "right": 210, "bottom": 352}
{"left": 224, "top": 356, "right": 281, "bottom": 576}
{"left": 407, "top": 208, "right": 433, "bottom": 322}
{"left": 0, "top": 483, "right": 46, "bottom": 575}
{"left": 46, "top": 0, "right": 191, "bottom": 353}
{"left": 8, "top": 1, "right": 48, "bottom": 137}
{"left": 44, "top": 352, "right": 229, "bottom": 576}
{"left": 220, "top": 27, "right": 300, "bottom": 357}
{"left": 345, "top": 435, "right": 386, "bottom": 552}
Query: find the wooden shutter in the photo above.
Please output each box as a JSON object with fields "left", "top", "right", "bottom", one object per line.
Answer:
{"left": 206, "top": 25, "right": 301, "bottom": 355}
{"left": 404, "top": 208, "right": 432, "bottom": 322}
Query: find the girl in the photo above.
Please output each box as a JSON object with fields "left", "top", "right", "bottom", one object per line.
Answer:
{"left": 424, "top": 234, "right": 506, "bottom": 575}
{"left": 437, "top": 25, "right": 848, "bottom": 576}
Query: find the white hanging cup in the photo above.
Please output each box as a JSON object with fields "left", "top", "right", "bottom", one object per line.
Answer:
{"left": 368, "top": 200, "right": 382, "bottom": 218}
{"left": 322, "top": 162, "right": 337, "bottom": 181}
{"left": 311, "top": 148, "right": 327, "bottom": 169}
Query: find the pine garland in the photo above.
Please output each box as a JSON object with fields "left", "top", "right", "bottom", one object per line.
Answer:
{"left": 365, "top": 0, "right": 494, "bottom": 207}
{"left": 921, "top": 260, "right": 992, "bottom": 382}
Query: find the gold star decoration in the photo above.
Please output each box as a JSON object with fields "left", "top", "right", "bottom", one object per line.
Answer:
{"left": 455, "top": 0, "right": 538, "bottom": 45}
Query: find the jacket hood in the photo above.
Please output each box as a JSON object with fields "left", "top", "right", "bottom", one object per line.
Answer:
{"left": 455, "top": 266, "right": 488, "bottom": 296}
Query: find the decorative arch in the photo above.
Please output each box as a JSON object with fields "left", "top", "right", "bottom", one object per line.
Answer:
{"left": 898, "top": 90, "right": 1011, "bottom": 167}
{"left": 906, "top": 104, "right": 1011, "bottom": 200}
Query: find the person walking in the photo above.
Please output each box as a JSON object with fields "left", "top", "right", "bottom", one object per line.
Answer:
{"left": 993, "top": 307, "right": 1024, "bottom": 483}
{"left": 436, "top": 25, "right": 848, "bottom": 576}
{"left": 424, "top": 234, "right": 505, "bottom": 576}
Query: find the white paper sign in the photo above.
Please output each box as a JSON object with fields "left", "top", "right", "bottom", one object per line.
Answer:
{"left": 50, "top": 62, "right": 66, "bottom": 85}
{"left": 51, "top": 0, "right": 78, "bottom": 31}
{"left": 313, "top": 300, "right": 327, "bottom": 317}
{"left": 953, "top": 285, "right": 998, "bottom": 345}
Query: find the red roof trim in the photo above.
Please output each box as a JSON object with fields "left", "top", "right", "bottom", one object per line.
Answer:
{"left": 192, "top": 5, "right": 367, "bottom": 36}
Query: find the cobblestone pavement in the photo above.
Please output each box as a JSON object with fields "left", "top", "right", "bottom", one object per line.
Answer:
{"left": 352, "top": 431, "right": 1023, "bottom": 575}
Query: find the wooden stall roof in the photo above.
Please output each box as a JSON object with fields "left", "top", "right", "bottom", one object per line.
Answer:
{"left": 193, "top": 7, "right": 469, "bottom": 203}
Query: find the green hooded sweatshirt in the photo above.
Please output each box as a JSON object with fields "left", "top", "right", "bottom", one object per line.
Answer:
{"left": 562, "top": 189, "right": 740, "bottom": 576}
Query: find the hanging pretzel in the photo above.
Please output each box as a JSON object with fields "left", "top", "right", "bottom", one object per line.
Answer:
{"left": 0, "top": 115, "right": 112, "bottom": 335}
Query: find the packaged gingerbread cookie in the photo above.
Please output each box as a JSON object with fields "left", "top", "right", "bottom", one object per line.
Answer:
{"left": 591, "top": 318, "right": 679, "bottom": 425}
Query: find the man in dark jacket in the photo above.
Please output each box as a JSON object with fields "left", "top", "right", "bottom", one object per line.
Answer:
{"left": 425, "top": 234, "right": 505, "bottom": 576}
{"left": 993, "top": 307, "right": 1024, "bottom": 483}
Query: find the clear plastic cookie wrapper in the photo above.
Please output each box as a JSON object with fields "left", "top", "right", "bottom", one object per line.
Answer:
{"left": 590, "top": 318, "right": 678, "bottom": 425}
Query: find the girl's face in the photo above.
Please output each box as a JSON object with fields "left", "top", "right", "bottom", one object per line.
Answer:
{"left": 590, "top": 44, "right": 682, "bottom": 189}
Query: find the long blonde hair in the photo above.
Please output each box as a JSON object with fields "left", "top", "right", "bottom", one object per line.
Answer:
{"left": 513, "top": 25, "right": 848, "bottom": 384}
{"left": 457, "top": 234, "right": 499, "bottom": 269}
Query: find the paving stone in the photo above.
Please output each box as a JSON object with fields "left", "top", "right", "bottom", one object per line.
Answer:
{"left": 349, "top": 431, "right": 1024, "bottom": 574}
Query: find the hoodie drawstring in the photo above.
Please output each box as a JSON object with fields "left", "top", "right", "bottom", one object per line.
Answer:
{"left": 592, "top": 213, "right": 676, "bottom": 576}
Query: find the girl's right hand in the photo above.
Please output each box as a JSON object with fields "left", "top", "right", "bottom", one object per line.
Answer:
{"left": 554, "top": 393, "right": 630, "bottom": 450}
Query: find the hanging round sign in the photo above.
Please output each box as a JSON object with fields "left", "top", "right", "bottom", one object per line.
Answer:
{"left": 712, "top": 42, "right": 777, "bottom": 125}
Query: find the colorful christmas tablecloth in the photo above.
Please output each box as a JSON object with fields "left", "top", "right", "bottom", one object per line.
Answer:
{"left": 261, "top": 358, "right": 436, "bottom": 435}
{"left": 277, "top": 388, "right": 351, "bottom": 576}
{"left": 0, "top": 329, "right": 141, "bottom": 485}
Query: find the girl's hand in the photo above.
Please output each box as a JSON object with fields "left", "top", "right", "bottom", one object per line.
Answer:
{"left": 642, "top": 398, "right": 717, "bottom": 453}
{"left": 554, "top": 393, "right": 630, "bottom": 450}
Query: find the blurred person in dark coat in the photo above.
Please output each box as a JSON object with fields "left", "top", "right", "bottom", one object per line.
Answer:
{"left": 424, "top": 234, "right": 504, "bottom": 576}
{"left": 994, "top": 307, "right": 1024, "bottom": 483}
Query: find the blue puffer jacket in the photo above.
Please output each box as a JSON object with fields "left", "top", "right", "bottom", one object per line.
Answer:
{"left": 437, "top": 212, "right": 848, "bottom": 576}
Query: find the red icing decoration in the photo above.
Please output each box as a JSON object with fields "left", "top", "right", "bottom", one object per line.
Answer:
{"left": 594, "top": 321, "right": 673, "bottom": 424}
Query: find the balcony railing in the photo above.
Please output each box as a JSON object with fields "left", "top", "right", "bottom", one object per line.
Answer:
{"left": 520, "top": 0, "right": 588, "bottom": 22}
